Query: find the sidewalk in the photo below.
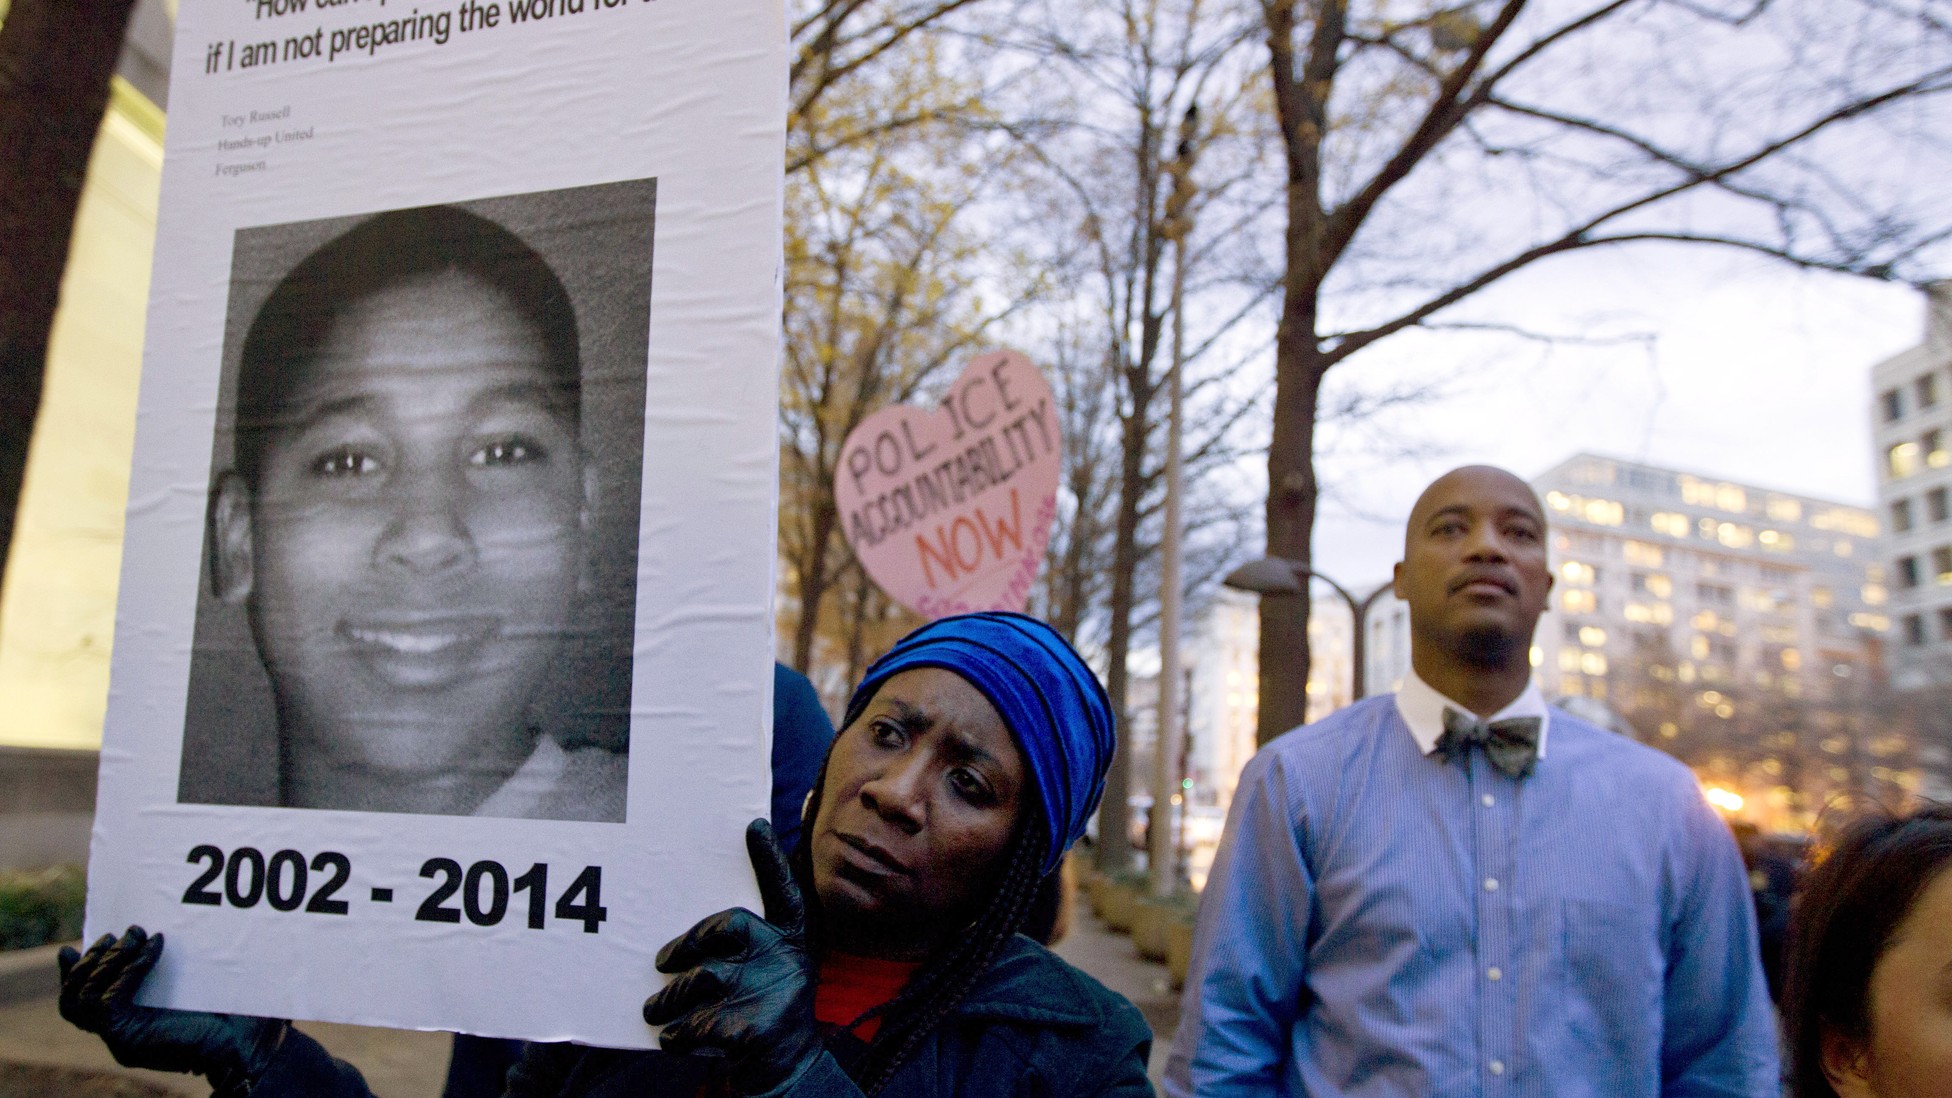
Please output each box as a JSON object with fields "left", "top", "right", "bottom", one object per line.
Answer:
{"left": 1051, "top": 903, "right": 1180, "bottom": 1082}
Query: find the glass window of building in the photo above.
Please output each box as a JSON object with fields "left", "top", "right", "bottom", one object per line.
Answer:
{"left": 1899, "top": 555, "right": 1922, "bottom": 588}
{"left": 1697, "top": 583, "right": 1734, "bottom": 605}
{"left": 1935, "top": 546, "right": 1952, "bottom": 583}
{"left": 1885, "top": 388, "right": 1906, "bottom": 422}
{"left": 1890, "top": 441, "right": 1922, "bottom": 479}
{"left": 1940, "top": 607, "right": 1952, "bottom": 640}
{"left": 1905, "top": 613, "right": 1927, "bottom": 646}
{"left": 1930, "top": 429, "right": 1949, "bottom": 468}
{"left": 1920, "top": 372, "right": 1941, "bottom": 409}
{"left": 1933, "top": 487, "right": 1951, "bottom": 524}
{"left": 1893, "top": 497, "right": 1915, "bottom": 533}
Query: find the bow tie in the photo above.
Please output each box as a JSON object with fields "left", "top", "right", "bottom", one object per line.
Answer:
{"left": 1436, "top": 708, "right": 1542, "bottom": 779}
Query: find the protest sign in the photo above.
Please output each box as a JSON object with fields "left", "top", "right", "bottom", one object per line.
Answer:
{"left": 835, "top": 351, "right": 1061, "bottom": 619}
{"left": 82, "top": 0, "right": 785, "bottom": 1048}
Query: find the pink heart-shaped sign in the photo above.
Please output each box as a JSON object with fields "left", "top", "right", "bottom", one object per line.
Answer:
{"left": 835, "top": 350, "right": 1061, "bottom": 619}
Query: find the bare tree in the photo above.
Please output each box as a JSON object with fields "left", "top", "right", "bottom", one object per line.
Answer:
{"left": 1252, "top": 0, "right": 1952, "bottom": 742}
{"left": 995, "top": 0, "right": 1275, "bottom": 870}
{"left": 0, "top": 0, "right": 140, "bottom": 599}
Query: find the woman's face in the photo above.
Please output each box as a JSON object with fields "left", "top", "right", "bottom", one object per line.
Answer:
{"left": 810, "top": 667, "right": 1027, "bottom": 959}
{"left": 1827, "top": 865, "right": 1952, "bottom": 1098}
{"left": 218, "top": 270, "right": 588, "bottom": 790}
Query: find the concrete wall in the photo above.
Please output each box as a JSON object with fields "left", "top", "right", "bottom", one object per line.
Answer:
{"left": 0, "top": 748, "right": 97, "bottom": 871}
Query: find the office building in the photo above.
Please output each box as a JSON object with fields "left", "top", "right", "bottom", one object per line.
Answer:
{"left": 1871, "top": 283, "right": 1952, "bottom": 687}
{"left": 1532, "top": 454, "right": 1917, "bottom": 827}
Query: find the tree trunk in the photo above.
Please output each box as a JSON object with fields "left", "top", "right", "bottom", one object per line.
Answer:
{"left": 1096, "top": 381, "right": 1151, "bottom": 873}
{"left": 0, "top": 0, "right": 140, "bottom": 595}
{"left": 790, "top": 494, "right": 839, "bottom": 671}
{"left": 1256, "top": 0, "right": 1337, "bottom": 745}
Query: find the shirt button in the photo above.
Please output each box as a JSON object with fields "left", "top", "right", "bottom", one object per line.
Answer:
{"left": 1489, "top": 1060, "right": 1506, "bottom": 1076}
{"left": 1487, "top": 966, "right": 1503, "bottom": 981}
{"left": 1481, "top": 794, "right": 1496, "bottom": 807}
{"left": 1484, "top": 877, "right": 1500, "bottom": 892}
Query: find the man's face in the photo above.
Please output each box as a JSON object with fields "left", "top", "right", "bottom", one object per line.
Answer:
{"left": 217, "top": 270, "right": 588, "bottom": 780}
{"left": 810, "top": 667, "right": 1026, "bottom": 958}
{"left": 1392, "top": 466, "right": 1553, "bottom": 665}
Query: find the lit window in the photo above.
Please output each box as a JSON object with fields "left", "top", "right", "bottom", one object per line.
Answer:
{"left": 1562, "top": 590, "right": 1598, "bottom": 614}
{"left": 1715, "top": 485, "right": 1747, "bottom": 513}
{"left": 1766, "top": 497, "right": 1802, "bottom": 523}
{"left": 1890, "top": 442, "right": 1923, "bottom": 479}
{"left": 1691, "top": 635, "right": 1711, "bottom": 659}
{"left": 1781, "top": 649, "right": 1801, "bottom": 671}
{"left": 1545, "top": 490, "right": 1572, "bottom": 512}
{"left": 1835, "top": 540, "right": 1854, "bottom": 558}
{"left": 1849, "top": 612, "right": 1890, "bottom": 631}
{"left": 1560, "top": 674, "right": 1585, "bottom": 698}
{"left": 1651, "top": 512, "right": 1690, "bottom": 538}
{"left": 1679, "top": 476, "right": 1715, "bottom": 506}
{"left": 1625, "top": 602, "right": 1674, "bottom": 625}
{"left": 1560, "top": 561, "right": 1597, "bottom": 585}
{"left": 1579, "top": 626, "right": 1607, "bottom": 647}
{"left": 1812, "top": 586, "right": 1834, "bottom": 609}
{"left": 1559, "top": 649, "right": 1583, "bottom": 672}
{"left": 1936, "top": 546, "right": 1952, "bottom": 584}
{"left": 1716, "top": 523, "right": 1753, "bottom": 549}
{"left": 1582, "top": 498, "right": 1624, "bottom": 526}
{"left": 1758, "top": 529, "right": 1793, "bottom": 551}
{"left": 1623, "top": 540, "right": 1663, "bottom": 567}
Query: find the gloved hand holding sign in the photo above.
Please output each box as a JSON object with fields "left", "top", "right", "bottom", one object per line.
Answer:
{"left": 643, "top": 819, "right": 822, "bottom": 1096}
{"left": 59, "top": 926, "right": 289, "bottom": 1097}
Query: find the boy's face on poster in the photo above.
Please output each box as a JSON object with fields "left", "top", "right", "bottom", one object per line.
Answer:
{"left": 215, "top": 270, "right": 590, "bottom": 781}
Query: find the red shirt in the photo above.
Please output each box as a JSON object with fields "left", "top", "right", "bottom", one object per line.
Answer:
{"left": 813, "top": 950, "right": 921, "bottom": 1041}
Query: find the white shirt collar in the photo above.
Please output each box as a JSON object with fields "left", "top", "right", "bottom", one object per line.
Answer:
{"left": 1394, "top": 668, "right": 1551, "bottom": 759}
{"left": 472, "top": 735, "right": 566, "bottom": 819}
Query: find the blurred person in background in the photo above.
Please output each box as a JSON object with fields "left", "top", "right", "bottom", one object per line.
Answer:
{"left": 1166, "top": 465, "right": 1777, "bottom": 1096}
{"left": 1783, "top": 802, "right": 1952, "bottom": 1098}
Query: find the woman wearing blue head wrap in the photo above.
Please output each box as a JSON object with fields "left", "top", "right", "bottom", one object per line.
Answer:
{"left": 58, "top": 612, "right": 1150, "bottom": 1098}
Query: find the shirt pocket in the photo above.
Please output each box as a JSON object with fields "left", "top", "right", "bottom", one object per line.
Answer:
{"left": 1560, "top": 899, "right": 1661, "bottom": 1078}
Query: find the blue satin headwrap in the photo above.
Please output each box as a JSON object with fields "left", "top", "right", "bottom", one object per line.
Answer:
{"left": 842, "top": 612, "right": 1115, "bottom": 878}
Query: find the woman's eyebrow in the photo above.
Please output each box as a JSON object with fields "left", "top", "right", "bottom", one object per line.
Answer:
{"left": 879, "top": 698, "right": 935, "bottom": 733}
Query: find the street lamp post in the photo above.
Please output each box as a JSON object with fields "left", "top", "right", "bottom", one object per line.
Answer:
{"left": 1222, "top": 558, "right": 1394, "bottom": 704}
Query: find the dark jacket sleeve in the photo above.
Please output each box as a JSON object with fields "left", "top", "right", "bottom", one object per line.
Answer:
{"left": 251, "top": 1027, "right": 377, "bottom": 1097}
{"left": 771, "top": 663, "right": 837, "bottom": 854}
{"left": 503, "top": 1040, "right": 585, "bottom": 1097}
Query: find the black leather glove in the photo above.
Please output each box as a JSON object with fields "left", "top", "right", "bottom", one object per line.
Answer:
{"left": 58, "top": 926, "right": 288, "bottom": 1096}
{"left": 643, "top": 819, "right": 821, "bottom": 1096}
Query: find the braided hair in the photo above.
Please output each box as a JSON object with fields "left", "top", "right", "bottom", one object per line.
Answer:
{"left": 792, "top": 758, "right": 1056, "bottom": 1096}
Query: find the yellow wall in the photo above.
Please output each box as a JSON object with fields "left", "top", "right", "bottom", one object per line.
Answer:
{"left": 0, "top": 80, "right": 163, "bottom": 748}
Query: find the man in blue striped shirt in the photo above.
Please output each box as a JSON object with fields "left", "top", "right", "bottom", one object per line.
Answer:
{"left": 1164, "top": 466, "right": 1777, "bottom": 1097}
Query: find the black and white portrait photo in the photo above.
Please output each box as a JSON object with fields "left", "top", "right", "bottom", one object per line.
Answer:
{"left": 176, "top": 180, "right": 655, "bottom": 822}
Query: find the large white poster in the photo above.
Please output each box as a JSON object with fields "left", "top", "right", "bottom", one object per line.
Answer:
{"left": 84, "top": 0, "right": 784, "bottom": 1047}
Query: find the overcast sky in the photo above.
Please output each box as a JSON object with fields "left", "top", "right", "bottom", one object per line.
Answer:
{"left": 1300, "top": 245, "right": 1928, "bottom": 593}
